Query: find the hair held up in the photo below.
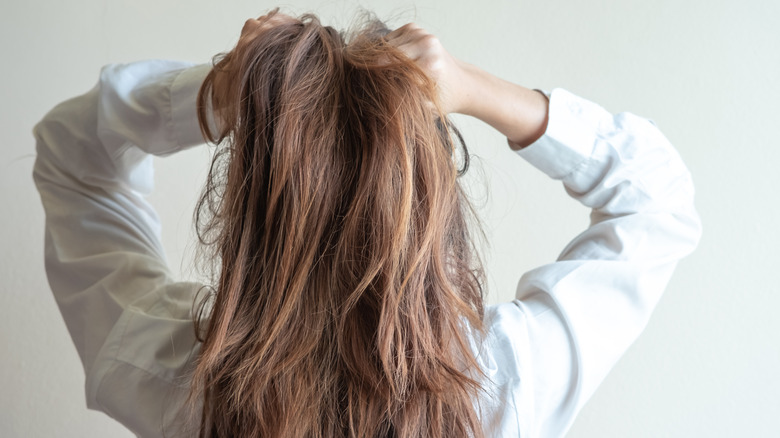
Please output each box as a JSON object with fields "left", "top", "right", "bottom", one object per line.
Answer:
{"left": 191, "top": 10, "right": 486, "bottom": 438}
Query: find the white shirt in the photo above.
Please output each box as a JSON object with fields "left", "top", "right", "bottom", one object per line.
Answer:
{"left": 33, "top": 60, "right": 701, "bottom": 438}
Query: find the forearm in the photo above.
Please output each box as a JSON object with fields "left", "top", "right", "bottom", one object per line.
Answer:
{"left": 457, "top": 63, "right": 549, "bottom": 150}
{"left": 506, "top": 88, "right": 701, "bottom": 435}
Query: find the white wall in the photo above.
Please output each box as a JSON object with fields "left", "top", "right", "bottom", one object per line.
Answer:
{"left": 2, "top": 0, "right": 777, "bottom": 436}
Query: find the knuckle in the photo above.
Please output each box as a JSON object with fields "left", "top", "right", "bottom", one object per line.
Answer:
{"left": 398, "top": 23, "right": 417, "bottom": 33}
{"left": 420, "top": 34, "right": 440, "bottom": 49}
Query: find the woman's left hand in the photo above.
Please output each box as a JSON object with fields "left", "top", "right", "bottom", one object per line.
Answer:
{"left": 384, "top": 23, "right": 477, "bottom": 115}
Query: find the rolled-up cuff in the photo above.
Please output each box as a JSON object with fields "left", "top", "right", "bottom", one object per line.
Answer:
{"left": 515, "top": 88, "right": 611, "bottom": 180}
{"left": 170, "top": 63, "right": 213, "bottom": 150}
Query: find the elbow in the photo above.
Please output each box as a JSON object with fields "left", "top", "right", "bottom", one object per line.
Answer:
{"left": 31, "top": 118, "right": 58, "bottom": 190}
{"left": 31, "top": 85, "right": 103, "bottom": 191}
{"left": 663, "top": 169, "right": 703, "bottom": 260}
{"left": 31, "top": 115, "right": 71, "bottom": 194}
{"left": 644, "top": 127, "right": 703, "bottom": 256}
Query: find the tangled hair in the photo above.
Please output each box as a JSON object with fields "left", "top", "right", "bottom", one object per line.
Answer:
{"left": 191, "top": 10, "right": 486, "bottom": 438}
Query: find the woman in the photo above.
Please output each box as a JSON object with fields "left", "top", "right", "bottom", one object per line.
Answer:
{"left": 33, "top": 10, "right": 701, "bottom": 438}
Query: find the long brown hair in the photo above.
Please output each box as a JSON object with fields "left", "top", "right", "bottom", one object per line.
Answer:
{"left": 191, "top": 11, "right": 486, "bottom": 438}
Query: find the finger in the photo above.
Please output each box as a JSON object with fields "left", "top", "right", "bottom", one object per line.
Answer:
{"left": 385, "top": 23, "right": 418, "bottom": 39}
{"left": 394, "top": 32, "right": 439, "bottom": 61}
{"left": 255, "top": 7, "right": 281, "bottom": 22}
{"left": 242, "top": 8, "right": 278, "bottom": 35}
{"left": 261, "top": 12, "right": 297, "bottom": 26}
{"left": 241, "top": 11, "right": 298, "bottom": 40}
{"left": 393, "top": 41, "right": 426, "bottom": 61}
{"left": 385, "top": 23, "right": 425, "bottom": 46}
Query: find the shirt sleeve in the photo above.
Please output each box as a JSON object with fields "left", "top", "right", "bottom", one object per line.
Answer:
{"left": 32, "top": 60, "right": 213, "bottom": 437}
{"left": 487, "top": 89, "right": 702, "bottom": 437}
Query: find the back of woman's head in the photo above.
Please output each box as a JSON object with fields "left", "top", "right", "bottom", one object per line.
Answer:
{"left": 192, "top": 10, "right": 485, "bottom": 438}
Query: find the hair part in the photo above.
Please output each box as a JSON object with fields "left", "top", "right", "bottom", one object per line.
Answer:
{"left": 190, "top": 10, "right": 486, "bottom": 438}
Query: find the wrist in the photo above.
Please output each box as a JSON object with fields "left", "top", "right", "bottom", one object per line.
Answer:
{"left": 451, "top": 62, "right": 487, "bottom": 117}
{"left": 456, "top": 66, "right": 549, "bottom": 150}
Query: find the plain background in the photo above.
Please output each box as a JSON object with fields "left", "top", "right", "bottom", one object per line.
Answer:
{"left": 2, "top": 0, "right": 778, "bottom": 436}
